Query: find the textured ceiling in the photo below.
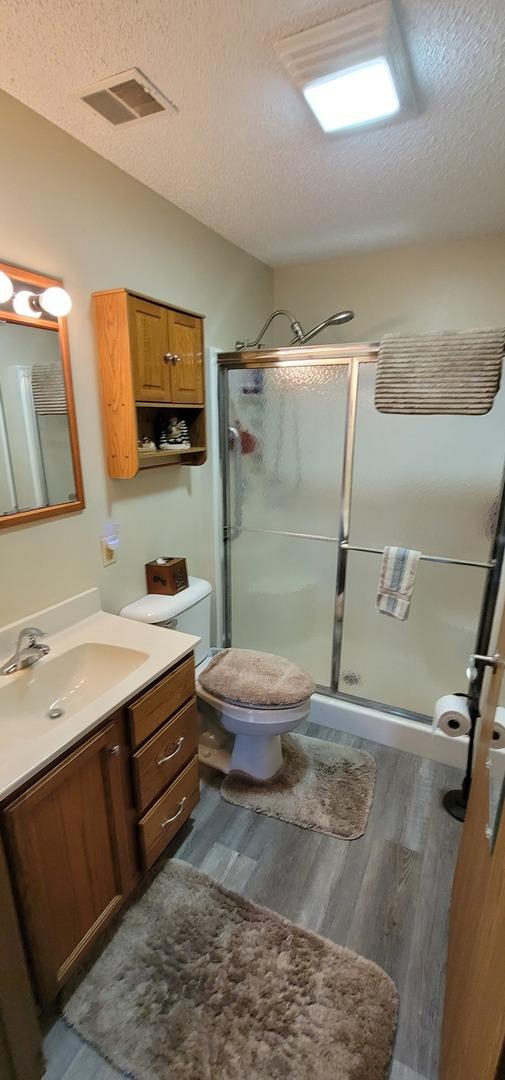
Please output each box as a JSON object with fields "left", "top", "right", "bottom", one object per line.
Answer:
{"left": 2, "top": 0, "right": 505, "bottom": 265}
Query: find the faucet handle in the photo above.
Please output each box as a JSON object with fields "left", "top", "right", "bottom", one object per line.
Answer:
{"left": 17, "top": 626, "right": 46, "bottom": 646}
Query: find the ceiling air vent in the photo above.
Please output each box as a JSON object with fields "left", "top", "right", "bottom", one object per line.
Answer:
{"left": 80, "top": 68, "right": 177, "bottom": 126}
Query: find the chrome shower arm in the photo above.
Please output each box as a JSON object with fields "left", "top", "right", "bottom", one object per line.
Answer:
{"left": 235, "top": 310, "right": 304, "bottom": 351}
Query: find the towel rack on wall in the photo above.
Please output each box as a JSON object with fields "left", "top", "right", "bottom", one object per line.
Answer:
{"left": 340, "top": 542, "right": 495, "bottom": 571}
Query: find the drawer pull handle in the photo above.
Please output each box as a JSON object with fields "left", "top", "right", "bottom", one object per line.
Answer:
{"left": 157, "top": 736, "right": 185, "bottom": 765}
{"left": 161, "top": 796, "right": 187, "bottom": 827}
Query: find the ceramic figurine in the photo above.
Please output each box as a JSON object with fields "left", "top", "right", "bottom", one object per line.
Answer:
{"left": 139, "top": 435, "right": 156, "bottom": 452}
{"left": 178, "top": 419, "right": 191, "bottom": 448}
{"left": 168, "top": 415, "right": 180, "bottom": 445}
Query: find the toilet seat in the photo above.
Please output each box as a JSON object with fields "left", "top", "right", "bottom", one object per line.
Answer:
{"left": 197, "top": 647, "right": 316, "bottom": 709}
{"left": 196, "top": 681, "right": 311, "bottom": 734}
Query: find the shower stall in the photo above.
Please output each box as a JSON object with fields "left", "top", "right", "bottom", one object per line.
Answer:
{"left": 218, "top": 344, "right": 505, "bottom": 729}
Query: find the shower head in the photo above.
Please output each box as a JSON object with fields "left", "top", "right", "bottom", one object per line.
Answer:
{"left": 235, "top": 307, "right": 354, "bottom": 351}
{"left": 291, "top": 310, "right": 355, "bottom": 346}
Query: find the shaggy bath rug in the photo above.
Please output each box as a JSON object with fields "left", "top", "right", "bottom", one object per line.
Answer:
{"left": 63, "top": 860, "right": 398, "bottom": 1080}
{"left": 221, "top": 733, "right": 375, "bottom": 840}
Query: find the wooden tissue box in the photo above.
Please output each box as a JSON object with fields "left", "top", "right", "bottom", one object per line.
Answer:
{"left": 146, "top": 557, "right": 188, "bottom": 596}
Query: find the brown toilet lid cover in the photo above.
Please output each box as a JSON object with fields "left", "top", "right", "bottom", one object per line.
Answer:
{"left": 198, "top": 648, "right": 316, "bottom": 709}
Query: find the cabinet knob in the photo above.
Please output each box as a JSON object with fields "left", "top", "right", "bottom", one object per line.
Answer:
{"left": 170, "top": 353, "right": 181, "bottom": 365}
{"left": 163, "top": 352, "right": 173, "bottom": 364}
{"left": 163, "top": 352, "right": 181, "bottom": 365}
{"left": 108, "top": 744, "right": 120, "bottom": 756}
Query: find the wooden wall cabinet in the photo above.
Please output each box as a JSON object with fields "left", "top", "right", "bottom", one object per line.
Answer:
{"left": 93, "top": 288, "right": 206, "bottom": 478}
{"left": 1, "top": 654, "right": 199, "bottom": 1007}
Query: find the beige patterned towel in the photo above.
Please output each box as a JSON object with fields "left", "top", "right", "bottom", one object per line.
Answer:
{"left": 376, "top": 546, "right": 421, "bottom": 621}
{"left": 376, "top": 329, "right": 504, "bottom": 414}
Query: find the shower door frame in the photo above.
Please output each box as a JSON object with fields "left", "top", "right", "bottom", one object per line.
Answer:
{"left": 217, "top": 344, "right": 499, "bottom": 724}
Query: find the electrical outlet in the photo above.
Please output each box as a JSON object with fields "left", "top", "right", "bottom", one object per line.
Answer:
{"left": 100, "top": 538, "right": 117, "bottom": 567}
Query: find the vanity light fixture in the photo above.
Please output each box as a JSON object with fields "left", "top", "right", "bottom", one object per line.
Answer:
{"left": 13, "top": 290, "right": 43, "bottom": 318}
{"left": 0, "top": 270, "right": 14, "bottom": 303}
{"left": 36, "top": 286, "right": 72, "bottom": 317}
{"left": 4, "top": 272, "right": 72, "bottom": 319}
{"left": 275, "top": 0, "right": 415, "bottom": 134}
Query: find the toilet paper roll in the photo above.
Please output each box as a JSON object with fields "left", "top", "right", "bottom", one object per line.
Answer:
{"left": 491, "top": 707, "right": 505, "bottom": 750}
{"left": 432, "top": 695, "right": 471, "bottom": 738}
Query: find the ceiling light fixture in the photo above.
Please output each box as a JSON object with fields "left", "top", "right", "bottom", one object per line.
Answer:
{"left": 275, "top": 0, "right": 415, "bottom": 134}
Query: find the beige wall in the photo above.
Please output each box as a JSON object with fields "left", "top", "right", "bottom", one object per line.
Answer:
{"left": 273, "top": 234, "right": 505, "bottom": 345}
{"left": 0, "top": 91, "right": 272, "bottom": 625}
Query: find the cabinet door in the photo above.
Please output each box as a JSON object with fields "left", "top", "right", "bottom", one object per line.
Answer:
{"left": 4, "top": 717, "right": 134, "bottom": 1003}
{"left": 128, "top": 296, "right": 171, "bottom": 402}
{"left": 167, "top": 310, "right": 204, "bottom": 404}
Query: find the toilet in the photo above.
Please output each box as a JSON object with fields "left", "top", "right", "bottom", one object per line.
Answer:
{"left": 120, "top": 577, "right": 315, "bottom": 781}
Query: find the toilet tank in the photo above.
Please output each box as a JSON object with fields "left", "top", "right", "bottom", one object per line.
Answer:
{"left": 120, "top": 576, "right": 212, "bottom": 666}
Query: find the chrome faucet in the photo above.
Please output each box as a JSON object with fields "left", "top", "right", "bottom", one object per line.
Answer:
{"left": 0, "top": 627, "right": 50, "bottom": 676}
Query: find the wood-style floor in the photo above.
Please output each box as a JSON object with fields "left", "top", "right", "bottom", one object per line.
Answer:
{"left": 42, "top": 722, "right": 462, "bottom": 1080}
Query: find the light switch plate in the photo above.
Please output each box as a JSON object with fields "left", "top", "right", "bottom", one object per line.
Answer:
{"left": 100, "top": 538, "right": 117, "bottom": 567}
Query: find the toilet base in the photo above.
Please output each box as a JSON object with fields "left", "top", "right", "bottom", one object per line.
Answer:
{"left": 230, "top": 732, "right": 283, "bottom": 781}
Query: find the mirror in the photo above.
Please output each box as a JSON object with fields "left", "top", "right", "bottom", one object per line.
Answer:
{"left": 0, "top": 261, "right": 84, "bottom": 527}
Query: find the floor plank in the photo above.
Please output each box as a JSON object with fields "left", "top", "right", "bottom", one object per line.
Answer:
{"left": 390, "top": 1060, "right": 428, "bottom": 1080}
{"left": 43, "top": 725, "right": 461, "bottom": 1080}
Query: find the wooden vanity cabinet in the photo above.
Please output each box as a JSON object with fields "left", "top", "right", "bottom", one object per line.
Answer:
{"left": 1, "top": 653, "right": 200, "bottom": 1007}
{"left": 3, "top": 715, "right": 136, "bottom": 1004}
{"left": 93, "top": 287, "right": 206, "bottom": 477}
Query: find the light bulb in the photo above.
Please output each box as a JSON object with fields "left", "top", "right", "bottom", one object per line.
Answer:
{"left": 38, "top": 286, "right": 72, "bottom": 317}
{"left": 0, "top": 271, "right": 14, "bottom": 303}
{"left": 13, "top": 290, "right": 41, "bottom": 318}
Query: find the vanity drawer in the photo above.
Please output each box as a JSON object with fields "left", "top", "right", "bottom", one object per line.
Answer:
{"left": 128, "top": 655, "right": 195, "bottom": 747}
{"left": 138, "top": 756, "right": 199, "bottom": 870}
{"left": 132, "top": 698, "right": 198, "bottom": 812}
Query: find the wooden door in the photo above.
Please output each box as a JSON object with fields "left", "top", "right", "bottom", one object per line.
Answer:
{"left": 440, "top": 593, "right": 505, "bottom": 1078}
{"left": 128, "top": 295, "right": 171, "bottom": 402}
{"left": 4, "top": 717, "right": 135, "bottom": 1004}
{"left": 167, "top": 310, "right": 204, "bottom": 404}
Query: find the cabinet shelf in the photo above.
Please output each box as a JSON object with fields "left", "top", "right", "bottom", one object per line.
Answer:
{"left": 136, "top": 401, "right": 201, "bottom": 410}
{"left": 93, "top": 288, "right": 207, "bottom": 478}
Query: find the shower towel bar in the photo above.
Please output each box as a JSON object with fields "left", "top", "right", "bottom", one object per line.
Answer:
{"left": 340, "top": 542, "right": 495, "bottom": 571}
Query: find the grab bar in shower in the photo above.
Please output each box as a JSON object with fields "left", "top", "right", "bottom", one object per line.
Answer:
{"left": 340, "top": 542, "right": 495, "bottom": 571}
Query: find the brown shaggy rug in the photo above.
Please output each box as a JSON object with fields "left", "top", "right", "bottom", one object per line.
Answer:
{"left": 221, "top": 733, "right": 376, "bottom": 840}
{"left": 63, "top": 860, "right": 398, "bottom": 1080}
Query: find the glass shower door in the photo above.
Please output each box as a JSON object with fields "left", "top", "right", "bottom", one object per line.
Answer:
{"left": 222, "top": 362, "right": 349, "bottom": 687}
{"left": 339, "top": 363, "right": 505, "bottom": 716}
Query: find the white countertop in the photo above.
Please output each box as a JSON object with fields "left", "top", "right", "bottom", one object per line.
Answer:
{"left": 0, "top": 590, "right": 199, "bottom": 801}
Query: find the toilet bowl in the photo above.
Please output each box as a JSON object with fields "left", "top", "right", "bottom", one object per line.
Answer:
{"left": 197, "top": 681, "right": 311, "bottom": 779}
{"left": 120, "top": 578, "right": 314, "bottom": 781}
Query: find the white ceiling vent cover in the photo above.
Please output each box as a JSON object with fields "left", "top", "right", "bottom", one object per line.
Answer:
{"left": 80, "top": 68, "right": 178, "bottom": 126}
{"left": 275, "top": 0, "right": 416, "bottom": 129}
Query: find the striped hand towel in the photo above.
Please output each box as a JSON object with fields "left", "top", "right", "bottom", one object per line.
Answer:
{"left": 376, "top": 328, "right": 504, "bottom": 414}
{"left": 376, "top": 547, "right": 421, "bottom": 621}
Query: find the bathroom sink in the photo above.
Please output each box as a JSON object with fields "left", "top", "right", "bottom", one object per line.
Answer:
{"left": 0, "top": 642, "right": 148, "bottom": 737}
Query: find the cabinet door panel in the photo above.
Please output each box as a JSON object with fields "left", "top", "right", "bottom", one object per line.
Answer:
{"left": 129, "top": 296, "right": 171, "bottom": 402}
{"left": 4, "top": 718, "right": 132, "bottom": 1003}
{"left": 168, "top": 311, "right": 204, "bottom": 404}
